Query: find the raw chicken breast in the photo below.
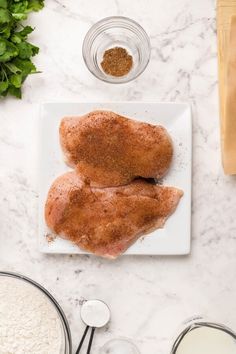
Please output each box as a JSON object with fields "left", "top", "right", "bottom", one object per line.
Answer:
{"left": 60, "top": 110, "right": 173, "bottom": 187}
{"left": 45, "top": 172, "right": 183, "bottom": 259}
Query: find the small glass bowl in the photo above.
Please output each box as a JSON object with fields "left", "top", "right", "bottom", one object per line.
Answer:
{"left": 82, "top": 16, "right": 151, "bottom": 84}
{"left": 100, "top": 337, "right": 140, "bottom": 354}
{"left": 0, "top": 271, "right": 72, "bottom": 354}
{"left": 171, "top": 316, "right": 236, "bottom": 353}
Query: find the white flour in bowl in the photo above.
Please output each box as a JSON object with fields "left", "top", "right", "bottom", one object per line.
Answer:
{"left": 0, "top": 276, "right": 63, "bottom": 354}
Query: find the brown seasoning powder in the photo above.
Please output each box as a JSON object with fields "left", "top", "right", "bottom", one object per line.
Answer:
{"left": 101, "top": 47, "right": 133, "bottom": 77}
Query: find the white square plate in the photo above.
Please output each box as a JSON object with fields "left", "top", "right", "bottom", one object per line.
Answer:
{"left": 39, "top": 102, "right": 192, "bottom": 255}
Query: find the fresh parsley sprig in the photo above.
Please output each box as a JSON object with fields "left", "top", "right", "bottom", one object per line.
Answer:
{"left": 0, "top": 0, "right": 44, "bottom": 98}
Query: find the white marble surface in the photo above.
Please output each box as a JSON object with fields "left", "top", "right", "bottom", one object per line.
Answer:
{"left": 1, "top": 0, "right": 236, "bottom": 353}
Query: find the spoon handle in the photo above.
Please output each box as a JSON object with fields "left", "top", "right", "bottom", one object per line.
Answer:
{"left": 86, "top": 327, "right": 96, "bottom": 354}
{"left": 75, "top": 325, "right": 89, "bottom": 354}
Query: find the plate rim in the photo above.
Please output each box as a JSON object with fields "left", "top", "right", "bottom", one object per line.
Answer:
{"left": 38, "top": 101, "right": 192, "bottom": 256}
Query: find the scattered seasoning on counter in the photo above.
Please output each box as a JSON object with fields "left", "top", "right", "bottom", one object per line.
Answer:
{"left": 101, "top": 47, "right": 133, "bottom": 77}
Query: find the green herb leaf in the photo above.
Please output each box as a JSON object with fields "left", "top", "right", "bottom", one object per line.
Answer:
{"left": 4, "top": 62, "right": 21, "bottom": 74}
{"left": 11, "top": 13, "right": 27, "bottom": 20}
{"left": 27, "top": 0, "right": 44, "bottom": 12}
{"left": 10, "top": 73, "right": 22, "bottom": 87}
{"left": 17, "top": 41, "right": 32, "bottom": 58}
{"left": 0, "top": 0, "right": 7, "bottom": 9}
{"left": 11, "top": 33, "right": 22, "bottom": 44}
{"left": 13, "top": 58, "right": 36, "bottom": 75}
{"left": 9, "top": 1, "right": 28, "bottom": 18}
{"left": 8, "top": 85, "right": 22, "bottom": 98}
{"left": 30, "top": 43, "right": 39, "bottom": 56}
{"left": 0, "top": 8, "right": 11, "bottom": 24}
{"left": 18, "top": 25, "right": 34, "bottom": 38}
{"left": 0, "top": 0, "right": 44, "bottom": 98}
{"left": 0, "top": 40, "right": 18, "bottom": 62}
{"left": 0, "top": 80, "right": 8, "bottom": 93}
{"left": 0, "top": 24, "right": 12, "bottom": 39}
{"left": 0, "top": 38, "right": 6, "bottom": 55}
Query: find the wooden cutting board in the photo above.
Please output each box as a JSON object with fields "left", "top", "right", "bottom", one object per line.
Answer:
{"left": 217, "top": 0, "right": 236, "bottom": 174}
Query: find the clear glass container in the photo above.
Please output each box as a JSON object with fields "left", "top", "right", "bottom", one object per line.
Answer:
{"left": 0, "top": 271, "right": 72, "bottom": 354}
{"left": 100, "top": 337, "right": 140, "bottom": 354}
{"left": 171, "top": 316, "right": 236, "bottom": 353}
{"left": 82, "top": 16, "right": 151, "bottom": 84}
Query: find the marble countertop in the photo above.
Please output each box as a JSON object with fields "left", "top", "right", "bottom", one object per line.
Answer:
{"left": 1, "top": 0, "right": 236, "bottom": 353}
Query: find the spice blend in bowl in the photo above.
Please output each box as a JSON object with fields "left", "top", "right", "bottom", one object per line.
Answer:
{"left": 101, "top": 47, "right": 133, "bottom": 77}
{"left": 83, "top": 16, "right": 150, "bottom": 84}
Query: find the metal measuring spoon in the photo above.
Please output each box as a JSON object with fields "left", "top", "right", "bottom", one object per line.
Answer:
{"left": 75, "top": 299, "right": 111, "bottom": 354}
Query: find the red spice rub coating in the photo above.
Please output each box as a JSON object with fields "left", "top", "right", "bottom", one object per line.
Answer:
{"left": 45, "top": 172, "right": 183, "bottom": 258}
{"left": 60, "top": 110, "right": 173, "bottom": 187}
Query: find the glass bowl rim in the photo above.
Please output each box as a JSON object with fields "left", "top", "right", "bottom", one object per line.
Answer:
{"left": 99, "top": 336, "right": 141, "bottom": 353}
{"left": 171, "top": 319, "right": 236, "bottom": 353}
{"left": 0, "top": 271, "right": 72, "bottom": 354}
{"left": 82, "top": 16, "right": 151, "bottom": 84}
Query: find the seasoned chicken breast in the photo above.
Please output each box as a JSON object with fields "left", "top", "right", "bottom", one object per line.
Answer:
{"left": 60, "top": 110, "right": 173, "bottom": 187}
{"left": 45, "top": 172, "right": 183, "bottom": 259}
